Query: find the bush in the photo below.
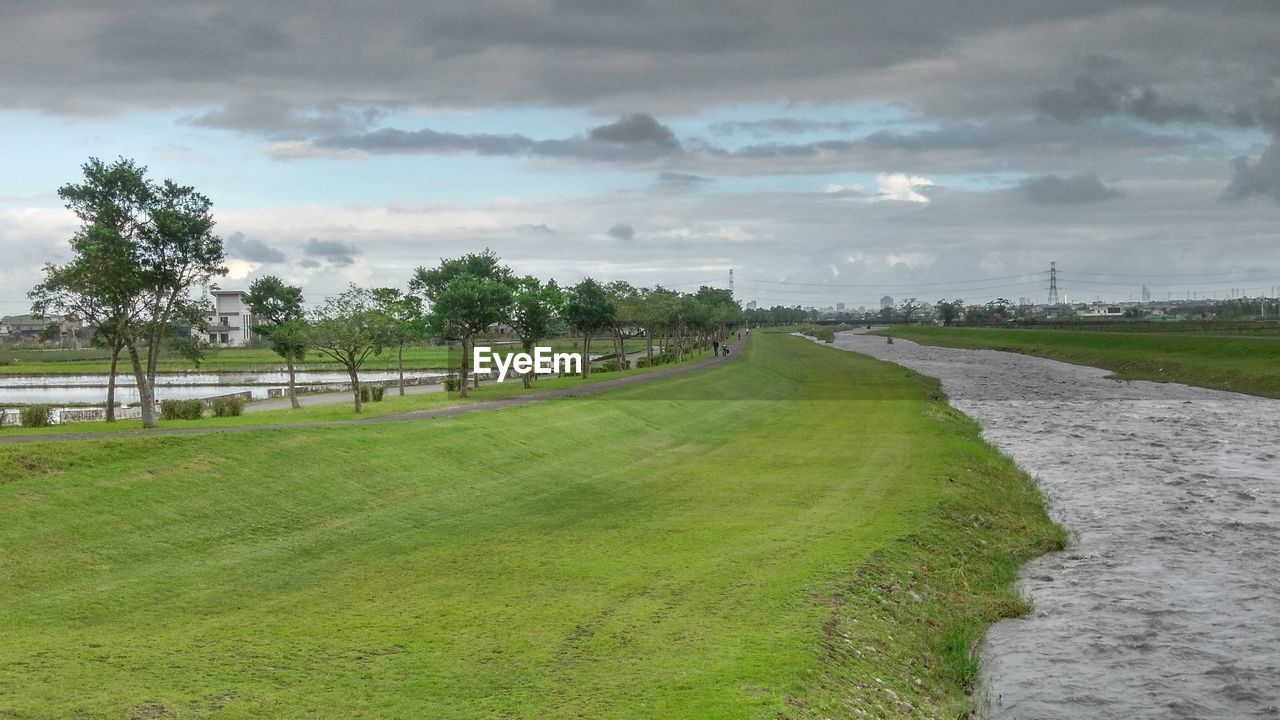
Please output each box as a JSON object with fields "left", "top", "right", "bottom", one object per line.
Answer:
{"left": 20, "top": 405, "right": 52, "bottom": 428}
{"left": 160, "top": 399, "right": 204, "bottom": 421}
{"left": 360, "top": 385, "right": 371, "bottom": 403}
{"left": 370, "top": 385, "right": 385, "bottom": 402}
{"left": 443, "top": 376, "right": 460, "bottom": 392}
{"left": 598, "top": 360, "right": 620, "bottom": 373}
{"left": 211, "top": 396, "right": 246, "bottom": 417}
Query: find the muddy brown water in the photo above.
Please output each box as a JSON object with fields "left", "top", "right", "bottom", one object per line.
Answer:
{"left": 827, "top": 330, "right": 1280, "bottom": 719}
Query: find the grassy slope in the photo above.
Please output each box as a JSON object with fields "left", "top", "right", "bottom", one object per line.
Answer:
{"left": 0, "top": 333, "right": 1062, "bottom": 719}
{"left": 0, "top": 338, "right": 652, "bottom": 375}
{"left": 882, "top": 325, "right": 1280, "bottom": 399}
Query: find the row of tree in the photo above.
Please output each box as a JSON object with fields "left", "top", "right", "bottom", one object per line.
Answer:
{"left": 31, "top": 157, "right": 744, "bottom": 427}
{"left": 247, "top": 248, "right": 743, "bottom": 412}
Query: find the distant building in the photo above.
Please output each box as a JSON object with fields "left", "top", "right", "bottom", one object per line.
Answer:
{"left": 836, "top": 302, "right": 846, "bottom": 311}
{"left": 745, "top": 300, "right": 757, "bottom": 309}
{"left": 0, "top": 314, "right": 82, "bottom": 345}
{"left": 880, "top": 295, "right": 894, "bottom": 310}
{"left": 204, "top": 291, "right": 257, "bottom": 347}
{"left": 1078, "top": 304, "right": 1124, "bottom": 318}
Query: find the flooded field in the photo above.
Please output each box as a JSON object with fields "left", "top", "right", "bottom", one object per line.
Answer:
{"left": 0, "top": 369, "right": 447, "bottom": 405}
{"left": 829, "top": 330, "right": 1280, "bottom": 719}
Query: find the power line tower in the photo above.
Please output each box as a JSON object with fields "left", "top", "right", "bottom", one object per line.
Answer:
{"left": 729, "top": 268, "right": 734, "bottom": 298}
{"left": 1047, "top": 261, "right": 1060, "bottom": 305}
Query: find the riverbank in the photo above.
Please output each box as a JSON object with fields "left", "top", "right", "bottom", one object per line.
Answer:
{"left": 827, "top": 330, "right": 1280, "bottom": 718}
{"left": 0, "top": 332, "right": 1061, "bottom": 718}
{"left": 878, "top": 325, "right": 1280, "bottom": 399}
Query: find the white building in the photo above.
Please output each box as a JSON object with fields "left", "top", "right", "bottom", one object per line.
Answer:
{"left": 205, "top": 290, "right": 257, "bottom": 347}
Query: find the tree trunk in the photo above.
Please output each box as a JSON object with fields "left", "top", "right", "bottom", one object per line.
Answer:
{"left": 645, "top": 328, "right": 654, "bottom": 367}
{"left": 397, "top": 344, "right": 406, "bottom": 396}
{"left": 581, "top": 334, "right": 591, "bottom": 379}
{"left": 458, "top": 337, "right": 469, "bottom": 398}
{"left": 286, "top": 355, "right": 301, "bottom": 409}
{"left": 349, "top": 359, "right": 363, "bottom": 413}
{"left": 105, "top": 342, "right": 120, "bottom": 422}
{"left": 523, "top": 341, "right": 534, "bottom": 389}
{"left": 126, "top": 342, "right": 157, "bottom": 428}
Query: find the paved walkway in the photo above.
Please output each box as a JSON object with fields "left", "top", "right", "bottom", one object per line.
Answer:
{"left": 1, "top": 338, "right": 746, "bottom": 445}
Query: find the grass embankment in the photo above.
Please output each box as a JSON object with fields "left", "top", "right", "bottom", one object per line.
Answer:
{"left": 880, "top": 325, "right": 1280, "bottom": 399}
{"left": 0, "top": 338, "right": 651, "bottom": 375}
{"left": 0, "top": 333, "right": 1062, "bottom": 718}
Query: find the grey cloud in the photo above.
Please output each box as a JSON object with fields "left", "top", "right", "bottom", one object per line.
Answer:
{"left": 303, "top": 237, "right": 360, "bottom": 266}
{"left": 225, "top": 231, "right": 287, "bottom": 263}
{"left": 298, "top": 259, "right": 322, "bottom": 269}
{"left": 94, "top": 12, "right": 290, "bottom": 80}
{"left": 588, "top": 114, "right": 679, "bottom": 147}
{"left": 1020, "top": 174, "right": 1122, "bottom": 203}
{"left": 709, "top": 118, "right": 862, "bottom": 136}
{"left": 1036, "top": 76, "right": 1209, "bottom": 125}
{"left": 655, "top": 172, "right": 713, "bottom": 189}
{"left": 1224, "top": 138, "right": 1280, "bottom": 203}
{"left": 520, "top": 223, "right": 557, "bottom": 236}
{"left": 607, "top": 224, "right": 635, "bottom": 241}
{"left": 190, "top": 96, "right": 384, "bottom": 139}
{"left": 308, "top": 114, "right": 682, "bottom": 162}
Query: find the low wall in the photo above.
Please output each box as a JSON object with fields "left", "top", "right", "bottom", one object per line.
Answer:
{"left": 266, "top": 373, "right": 487, "bottom": 398}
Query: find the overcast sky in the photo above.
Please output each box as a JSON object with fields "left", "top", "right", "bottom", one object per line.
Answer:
{"left": 2, "top": 1, "right": 1279, "bottom": 311}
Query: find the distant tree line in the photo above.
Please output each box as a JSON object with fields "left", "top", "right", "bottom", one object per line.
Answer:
{"left": 30, "top": 157, "right": 744, "bottom": 425}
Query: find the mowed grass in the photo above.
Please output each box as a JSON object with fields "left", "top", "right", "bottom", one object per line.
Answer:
{"left": 882, "top": 325, "right": 1280, "bottom": 399}
{"left": 0, "top": 333, "right": 1063, "bottom": 719}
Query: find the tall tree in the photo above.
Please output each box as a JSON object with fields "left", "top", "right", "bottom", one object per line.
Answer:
{"left": 123, "top": 178, "right": 226, "bottom": 427}
{"left": 509, "top": 277, "right": 561, "bottom": 388}
{"left": 307, "top": 285, "right": 395, "bottom": 413}
{"left": 425, "top": 276, "right": 514, "bottom": 397}
{"left": 606, "top": 280, "right": 640, "bottom": 370}
{"left": 246, "top": 276, "right": 308, "bottom": 409}
{"left": 371, "top": 287, "right": 427, "bottom": 397}
{"left": 410, "top": 250, "right": 515, "bottom": 397}
{"left": 52, "top": 157, "right": 226, "bottom": 429}
{"left": 936, "top": 299, "right": 964, "bottom": 327}
{"left": 563, "top": 278, "right": 616, "bottom": 378}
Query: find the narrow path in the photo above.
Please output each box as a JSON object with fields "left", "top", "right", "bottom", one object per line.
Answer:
{"left": 824, "top": 329, "right": 1279, "bottom": 719}
{"left": 0, "top": 339, "right": 745, "bottom": 445}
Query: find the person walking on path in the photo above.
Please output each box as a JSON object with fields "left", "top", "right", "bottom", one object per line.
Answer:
{"left": 713, "top": 339, "right": 720, "bottom": 356}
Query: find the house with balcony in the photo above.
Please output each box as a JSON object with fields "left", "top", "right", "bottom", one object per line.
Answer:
{"left": 205, "top": 290, "right": 257, "bottom": 347}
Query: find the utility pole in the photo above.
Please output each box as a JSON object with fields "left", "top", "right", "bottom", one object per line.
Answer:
{"left": 729, "top": 268, "right": 734, "bottom": 299}
{"left": 1047, "top": 261, "right": 1060, "bottom": 305}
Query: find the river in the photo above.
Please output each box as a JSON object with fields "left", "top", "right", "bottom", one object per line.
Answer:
{"left": 0, "top": 369, "right": 448, "bottom": 405}
{"left": 826, "top": 330, "right": 1279, "bottom": 719}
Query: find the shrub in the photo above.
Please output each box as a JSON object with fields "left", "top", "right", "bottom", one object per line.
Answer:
{"left": 160, "top": 399, "right": 204, "bottom": 421}
{"left": 360, "top": 385, "right": 371, "bottom": 403}
{"left": 370, "top": 385, "right": 385, "bottom": 402}
{"left": 20, "top": 405, "right": 52, "bottom": 428}
{"left": 211, "top": 396, "right": 246, "bottom": 417}
{"left": 598, "top": 360, "right": 620, "bottom": 373}
{"left": 443, "top": 376, "right": 461, "bottom": 392}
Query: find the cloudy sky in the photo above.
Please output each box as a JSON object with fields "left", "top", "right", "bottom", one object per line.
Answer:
{"left": 2, "top": 1, "right": 1279, "bottom": 312}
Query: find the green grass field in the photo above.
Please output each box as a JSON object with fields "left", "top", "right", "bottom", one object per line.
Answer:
{"left": 881, "top": 325, "right": 1280, "bottom": 399}
{"left": 0, "top": 333, "right": 1062, "bottom": 718}
{"left": 0, "top": 337, "right": 652, "bottom": 375}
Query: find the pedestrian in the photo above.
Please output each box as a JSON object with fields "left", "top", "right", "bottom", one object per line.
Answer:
{"left": 713, "top": 340, "right": 720, "bottom": 355}
{"left": 738, "top": 331, "right": 742, "bottom": 340}
{"left": 723, "top": 344, "right": 730, "bottom": 356}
